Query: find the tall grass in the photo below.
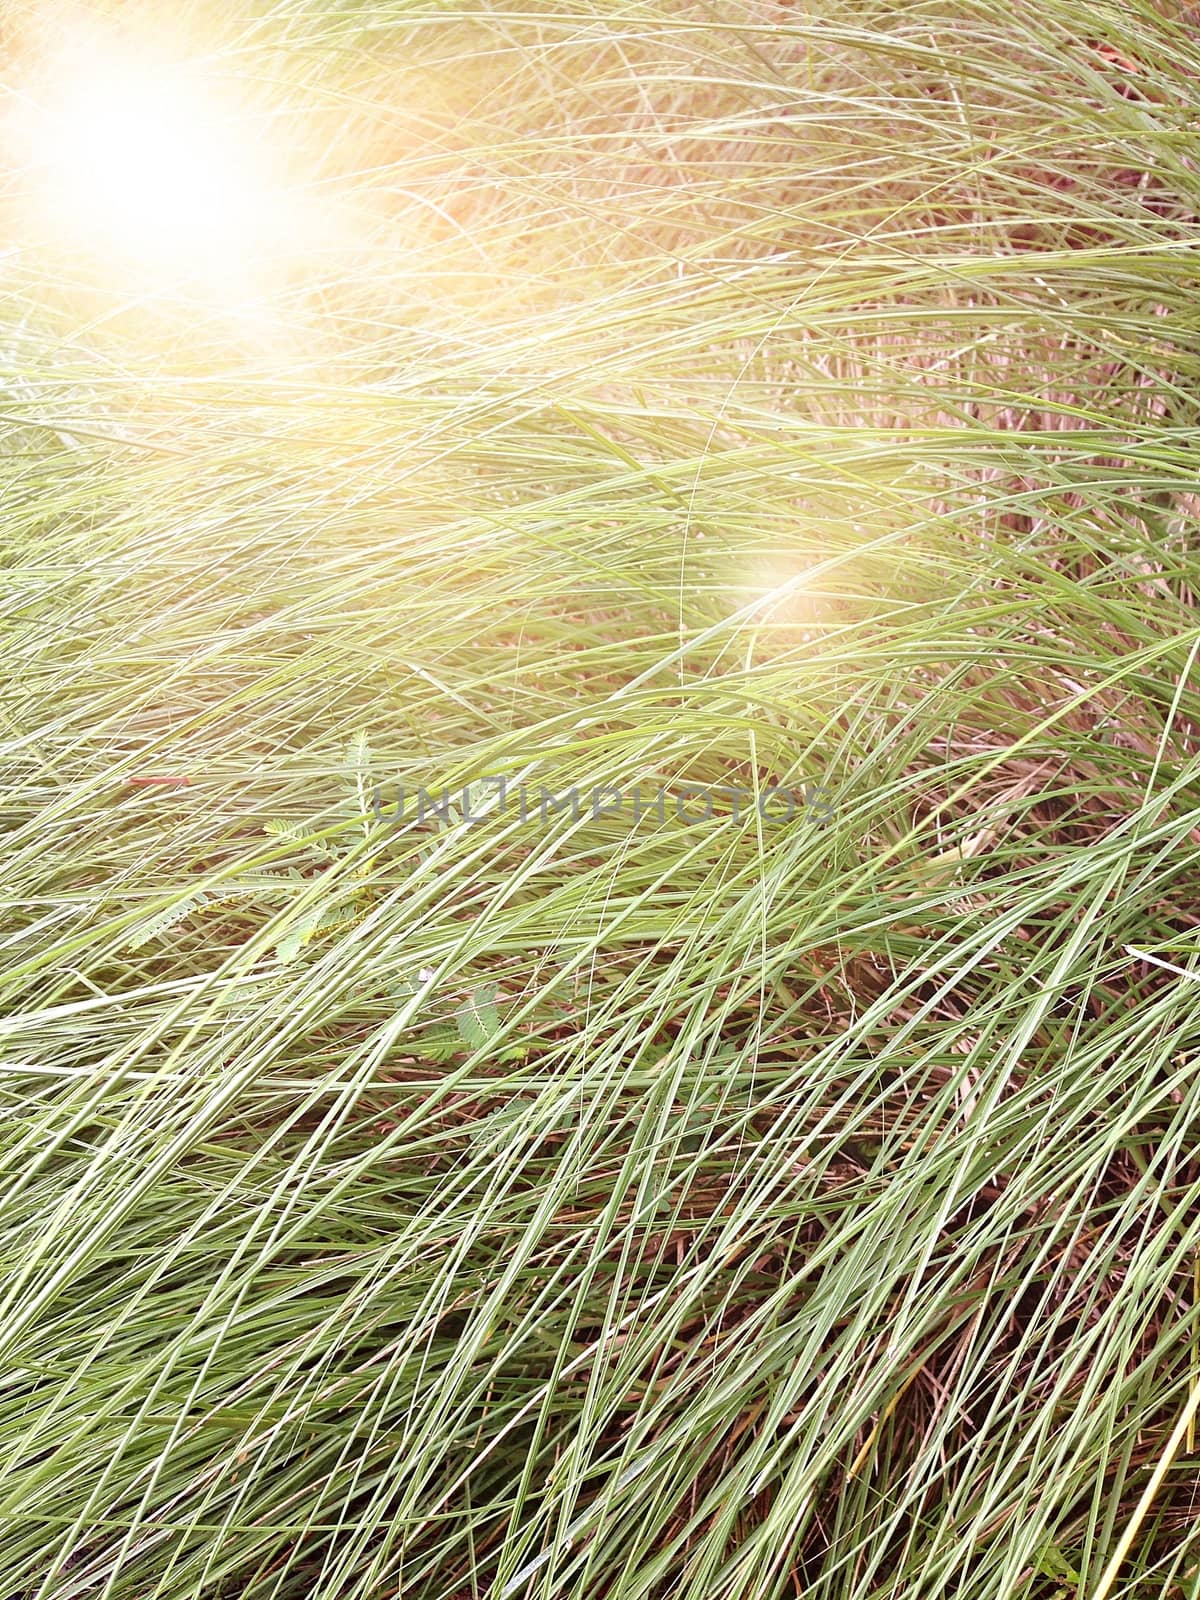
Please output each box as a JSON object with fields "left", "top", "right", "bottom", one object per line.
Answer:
{"left": 3, "top": 1, "right": 1200, "bottom": 1596}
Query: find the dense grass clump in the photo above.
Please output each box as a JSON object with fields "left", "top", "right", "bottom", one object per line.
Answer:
{"left": 3, "top": 1, "right": 1200, "bottom": 1596}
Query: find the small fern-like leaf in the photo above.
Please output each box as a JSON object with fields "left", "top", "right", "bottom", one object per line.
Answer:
{"left": 345, "top": 730, "right": 371, "bottom": 774}
{"left": 264, "top": 817, "right": 338, "bottom": 863}
{"left": 273, "top": 900, "right": 332, "bottom": 965}
{"left": 125, "top": 895, "right": 206, "bottom": 949}
{"left": 456, "top": 983, "right": 501, "bottom": 1050}
{"left": 263, "top": 818, "right": 304, "bottom": 844}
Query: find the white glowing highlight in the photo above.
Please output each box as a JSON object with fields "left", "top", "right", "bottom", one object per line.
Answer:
{"left": 14, "top": 39, "right": 300, "bottom": 297}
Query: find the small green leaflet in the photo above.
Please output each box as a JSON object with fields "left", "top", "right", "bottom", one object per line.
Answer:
{"left": 455, "top": 983, "right": 501, "bottom": 1049}
{"left": 125, "top": 894, "right": 207, "bottom": 949}
{"left": 273, "top": 902, "right": 346, "bottom": 966}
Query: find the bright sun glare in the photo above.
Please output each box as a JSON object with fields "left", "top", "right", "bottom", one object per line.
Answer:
{"left": 11, "top": 34, "right": 301, "bottom": 301}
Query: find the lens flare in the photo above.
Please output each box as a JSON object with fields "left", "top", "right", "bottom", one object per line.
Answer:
{"left": 7, "top": 31, "right": 305, "bottom": 304}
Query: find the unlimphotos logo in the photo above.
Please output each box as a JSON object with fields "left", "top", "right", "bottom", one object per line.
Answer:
{"left": 371, "top": 776, "right": 834, "bottom": 829}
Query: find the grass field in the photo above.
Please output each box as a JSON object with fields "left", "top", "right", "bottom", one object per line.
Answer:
{"left": 3, "top": 2, "right": 1200, "bottom": 1596}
